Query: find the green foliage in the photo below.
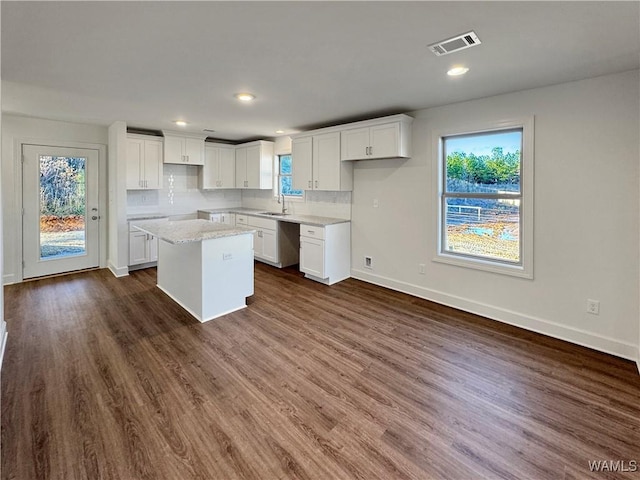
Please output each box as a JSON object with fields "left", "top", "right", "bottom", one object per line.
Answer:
{"left": 40, "top": 156, "right": 86, "bottom": 216}
{"left": 447, "top": 147, "right": 520, "bottom": 185}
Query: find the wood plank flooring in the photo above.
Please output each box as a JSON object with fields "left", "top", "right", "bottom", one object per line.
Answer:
{"left": 2, "top": 264, "right": 639, "bottom": 479}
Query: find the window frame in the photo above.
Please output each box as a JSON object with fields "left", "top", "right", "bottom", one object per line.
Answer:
{"left": 275, "top": 153, "right": 304, "bottom": 200}
{"left": 432, "top": 116, "right": 534, "bottom": 279}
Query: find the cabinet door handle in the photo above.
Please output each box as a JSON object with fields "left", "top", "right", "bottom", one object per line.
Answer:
{"left": 308, "top": 180, "right": 312, "bottom": 188}
{"left": 307, "top": 230, "right": 314, "bottom": 234}
{"left": 369, "top": 146, "right": 373, "bottom": 156}
{"left": 315, "top": 180, "right": 318, "bottom": 188}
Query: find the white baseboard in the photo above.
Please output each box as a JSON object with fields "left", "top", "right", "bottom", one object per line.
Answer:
{"left": 108, "top": 262, "right": 129, "bottom": 278}
{"left": 351, "top": 268, "right": 638, "bottom": 362}
{"left": 0, "top": 321, "right": 7, "bottom": 372}
{"left": 3, "top": 274, "right": 17, "bottom": 286}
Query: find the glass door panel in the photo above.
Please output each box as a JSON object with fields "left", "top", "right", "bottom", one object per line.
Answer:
{"left": 39, "top": 155, "right": 87, "bottom": 260}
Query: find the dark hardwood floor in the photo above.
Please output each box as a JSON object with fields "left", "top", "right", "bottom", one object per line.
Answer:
{"left": 2, "top": 264, "right": 639, "bottom": 479}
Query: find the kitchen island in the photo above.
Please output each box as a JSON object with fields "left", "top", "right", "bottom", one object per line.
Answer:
{"left": 131, "top": 219, "right": 255, "bottom": 322}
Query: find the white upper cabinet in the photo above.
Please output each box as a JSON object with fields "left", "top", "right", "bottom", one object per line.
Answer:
{"left": 340, "top": 127, "right": 370, "bottom": 161}
{"left": 235, "top": 140, "right": 274, "bottom": 189}
{"left": 340, "top": 114, "right": 413, "bottom": 161}
{"left": 292, "top": 132, "right": 353, "bottom": 192}
{"left": 200, "top": 143, "right": 236, "bottom": 189}
{"left": 162, "top": 131, "right": 206, "bottom": 165}
{"left": 291, "top": 136, "right": 313, "bottom": 191}
{"left": 126, "top": 134, "right": 163, "bottom": 190}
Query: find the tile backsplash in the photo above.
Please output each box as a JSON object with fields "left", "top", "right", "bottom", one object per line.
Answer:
{"left": 127, "top": 163, "right": 351, "bottom": 219}
{"left": 241, "top": 190, "right": 351, "bottom": 219}
{"left": 127, "top": 164, "right": 242, "bottom": 216}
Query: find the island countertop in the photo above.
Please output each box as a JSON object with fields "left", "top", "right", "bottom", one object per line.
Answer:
{"left": 132, "top": 219, "right": 255, "bottom": 244}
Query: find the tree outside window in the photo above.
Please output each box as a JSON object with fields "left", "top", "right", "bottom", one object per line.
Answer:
{"left": 279, "top": 154, "right": 303, "bottom": 197}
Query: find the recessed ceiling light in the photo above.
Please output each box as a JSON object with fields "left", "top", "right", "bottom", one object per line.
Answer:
{"left": 275, "top": 129, "right": 285, "bottom": 134}
{"left": 447, "top": 66, "right": 469, "bottom": 76}
{"left": 235, "top": 93, "right": 256, "bottom": 102}
{"left": 174, "top": 120, "right": 188, "bottom": 126}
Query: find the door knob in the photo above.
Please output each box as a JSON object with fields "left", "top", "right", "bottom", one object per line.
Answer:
{"left": 91, "top": 216, "right": 99, "bottom": 220}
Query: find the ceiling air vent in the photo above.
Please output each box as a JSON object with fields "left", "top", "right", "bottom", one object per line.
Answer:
{"left": 428, "top": 31, "right": 481, "bottom": 56}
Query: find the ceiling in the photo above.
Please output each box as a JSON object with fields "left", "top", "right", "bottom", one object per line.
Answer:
{"left": 2, "top": 1, "right": 639, "bottom": 142}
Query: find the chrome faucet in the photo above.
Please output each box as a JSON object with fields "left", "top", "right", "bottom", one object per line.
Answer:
{"left": 278, "top": 193, "right": 287, "bottom": 214}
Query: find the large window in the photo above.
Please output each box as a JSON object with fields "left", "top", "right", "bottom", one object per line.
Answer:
{"left": 278, "top": 154, "right": 303, "bottom": 197}
{"left": 434, "top": 118, "right": 533, "bottom": 278}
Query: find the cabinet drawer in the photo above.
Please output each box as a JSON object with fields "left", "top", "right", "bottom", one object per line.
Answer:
{"left": 248, "top": 216, "right": 277, "bottom": 230}
{"left": 235, "top": 215, "right": 248, "bottom": 225}
{"left": 300, "top": 224, "right": 325, "bottom": 240}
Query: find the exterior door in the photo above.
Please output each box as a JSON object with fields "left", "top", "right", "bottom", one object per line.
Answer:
{"left": 22, "top": 144, "right": 100, "bottom": 279}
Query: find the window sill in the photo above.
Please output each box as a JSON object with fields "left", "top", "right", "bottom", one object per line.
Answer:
{"left": 433, "top": 253, "right": 533, "bottom": 279}
{"left": 274, "top": 195, "right": 305, "bottom": 203}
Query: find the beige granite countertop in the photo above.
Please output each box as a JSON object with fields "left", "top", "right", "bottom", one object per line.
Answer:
{"left": 197, "top": 208, "right": 350, "bottom": 227}
{"left": 132, "top": 219, "right": 255, "bottom": 244}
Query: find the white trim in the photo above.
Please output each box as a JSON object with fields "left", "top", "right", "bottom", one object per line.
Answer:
{"left": 108, "top": 262, "right": 129, "bottom": 278}
{"left": 351, "top": 268, "right": 638, "bottom": 361}
{"left": 274, "top": 153, "right": 305, "bottom": 201}
{"left": 13, "top": 138, "right": 108, "bottom": 283}
{"left": 431, "top": 116, "right": 534, "bottom": 279}
{"left": 0, "top": 321, "right": 7, "bottom": 372}
{"left": 2, "top": 274, "right": 16, "bottom": 286}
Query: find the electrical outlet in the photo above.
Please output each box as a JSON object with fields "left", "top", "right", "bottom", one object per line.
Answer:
{"left": 373, "top": 199, "right": 379, "bottom": 208}
{"left": 223, "top": 253, "right": 233, "bottom": 261}
{"left": 418, "top": 264, "right": 426, "bottom": 274}
{"left": 364, "top": 256, "right": 373, "bottom": 269}
{"left": 586, "top": 299, "right": 600, "bottom": 315}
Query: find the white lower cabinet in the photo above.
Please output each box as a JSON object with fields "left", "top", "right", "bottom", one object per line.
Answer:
{"left": 209, "top": 212, "right": 235, "bottom": 226}
{"left": 246, "top": 216, "right": 299, "bottom": 267}
{"left": 129, "top": 219, "right": 167, "bottom": 267}
{"left": 249, "top": 217, "right": 278, "bottom": 264}
{"left": 299, "top": 222, "right": 351, "bottom": 285}
{"left": 129, "top": 231, "right": 159, "bottom": 266}
{"left": 299, "top": 236, "right": 325, "bottom": 278}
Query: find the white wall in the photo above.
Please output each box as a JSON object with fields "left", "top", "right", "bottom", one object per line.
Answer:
{"left": 0, "top": 70, "right": 6, "bottom": 370}
{"left": 2, "top": 115, "right": 109, "bottom": 283}
{"left": 352, "top": 70, "right": 640, "bottom": 361}
{"left": 107, "top": 121, "right": 128, "bottom": 276}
